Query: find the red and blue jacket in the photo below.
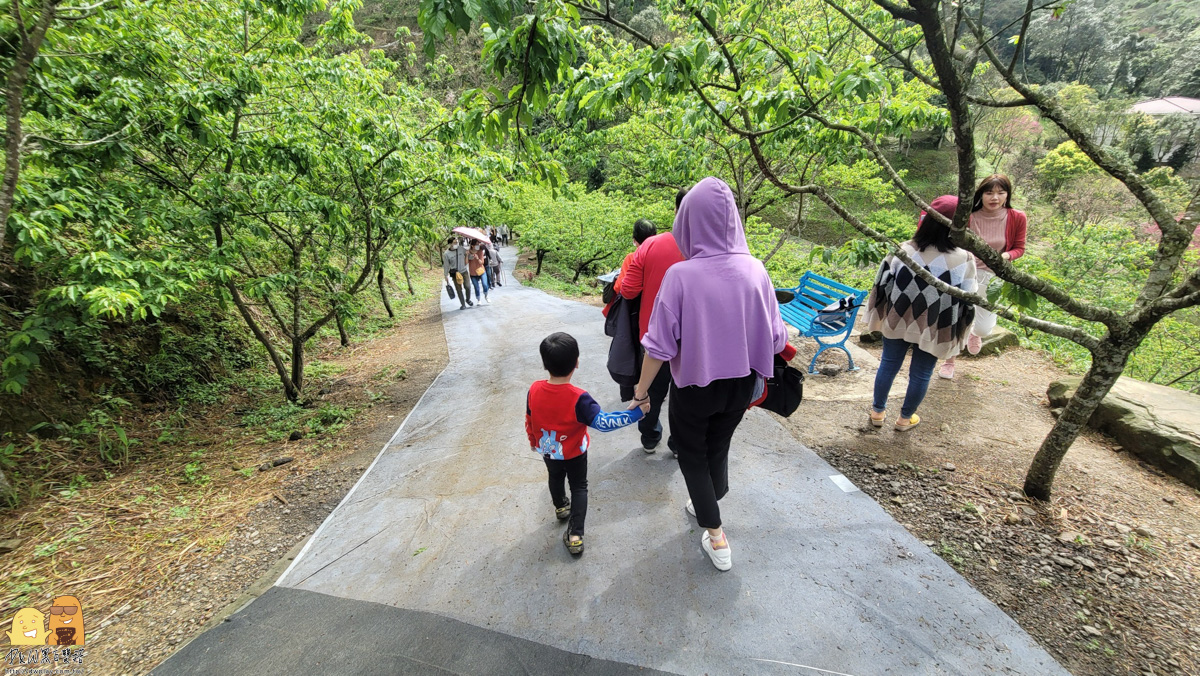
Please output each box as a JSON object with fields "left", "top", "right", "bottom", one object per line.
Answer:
{"left": 525, "top": 381, "right": 644, "bottom": 460}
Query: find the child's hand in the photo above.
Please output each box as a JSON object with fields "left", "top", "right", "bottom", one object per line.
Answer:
{"left": 638, "top": 401, "right": 650, "bottom": 414}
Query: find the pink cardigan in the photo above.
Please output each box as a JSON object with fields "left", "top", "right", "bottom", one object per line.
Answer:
{"left": 993, "top": 208, "right": 1027, "bottom": 261}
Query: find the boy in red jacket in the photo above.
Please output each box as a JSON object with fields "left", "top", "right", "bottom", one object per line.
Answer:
{"left": 527, "top": 332, "right": 649, "bottom": 555}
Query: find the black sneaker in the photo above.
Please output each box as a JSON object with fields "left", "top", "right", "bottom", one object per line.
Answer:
{"left": 667, "top": 437, "right": 679, "bottom": 459}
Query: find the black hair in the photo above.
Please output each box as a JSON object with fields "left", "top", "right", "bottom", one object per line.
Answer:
{"left": 913, "top": 213, "right": 956, "bottom": 253}
{"left": 539, "top": 332, "right": 579, "bottom": 377}
{"left": 446, "top": 236, "right": 457, "bottom": 244}
{"left": 633, "top": 218, "right": 656, "bottom": 244}
{"left": 971, "top": 174, "right": 1014, "bottom": 212}
{"left": 675, "top": 187, "right": 689, "bottom": 210}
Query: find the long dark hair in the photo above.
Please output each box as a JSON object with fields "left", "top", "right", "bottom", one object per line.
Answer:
{"left": 913, "top": 213, "right": 956, "bottom": 253}
{"left": 971, "top": 174, "right": 1014, "bottom": 212}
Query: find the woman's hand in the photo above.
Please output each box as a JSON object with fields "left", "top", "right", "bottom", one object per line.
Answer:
{"left": 628, "top": 386, "right": 649, "bottom": 411}
{"left": 628, "top": 354, "right": 664, "bottom": 410}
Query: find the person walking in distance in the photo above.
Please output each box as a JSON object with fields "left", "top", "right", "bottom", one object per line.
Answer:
{"left": 468, "top": 241, "right": 490, "bottom": 305}
{"left": 938, "top": 174, "right": 1026, "bottom": 379}
{"left": 620, "top": 190, "right": 686, "bottom": 454}
{"left": 442, "top": 237, "right": 472, "bottom": 309}
{"left": 630, "top": 177, "right": 788, "bottom": 571}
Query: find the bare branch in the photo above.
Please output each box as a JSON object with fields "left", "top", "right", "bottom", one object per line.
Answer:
{"left": 1007, "top": 0, "right": 1034, "bottom": 76}
{"left": 873, "top": 0, "right": 920, "bottom": 23}
{"left": 25, "top": 122, "right": 130, "bottom": 149}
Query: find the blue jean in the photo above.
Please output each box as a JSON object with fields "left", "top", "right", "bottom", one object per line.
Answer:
{"left": 872, "top": 338, "right": 938, "bottom": 418}
{"left": 470, "top": 274, "right": 489, "bottom": 298}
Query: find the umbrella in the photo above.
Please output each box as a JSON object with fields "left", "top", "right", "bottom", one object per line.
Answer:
{"left": 452, "top": 226, "right": 490, "bottom": 243}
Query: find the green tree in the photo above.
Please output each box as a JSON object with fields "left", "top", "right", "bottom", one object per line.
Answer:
{"left": 418, "top": 0, "right": 1200, "bottom": 501}
{"left": 1036, "top": 141, "right": 1100, "bottom": 193}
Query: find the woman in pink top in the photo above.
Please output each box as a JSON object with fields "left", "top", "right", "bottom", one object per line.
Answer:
{"left": 940, "top": 174, "right": 1027, "bottom": 379}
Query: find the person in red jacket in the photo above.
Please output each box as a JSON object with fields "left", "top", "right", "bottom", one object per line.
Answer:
{"left": 526, "top": 332, "right": 648, "bottom": 555}
{"left": 620, "top": 188, "right": 687, "bottom": 454}
{"left": 939, "top": 174, "right": 1027, "bottom": 379}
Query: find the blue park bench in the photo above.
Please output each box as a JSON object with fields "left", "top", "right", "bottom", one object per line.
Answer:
{"left": 775, "top": 271, "right": 869, "bottom": 374}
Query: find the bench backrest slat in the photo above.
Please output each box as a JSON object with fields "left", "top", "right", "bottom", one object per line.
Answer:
{"left": 803, "top": 272, "right": 861, "bottom": 294}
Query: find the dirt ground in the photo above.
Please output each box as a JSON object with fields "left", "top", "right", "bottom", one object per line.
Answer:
{"left": 0, "top": 271, "right": 449, "bottom": 675}
{"left": 786, "top": 340, "right": 1200, "bottom": 676}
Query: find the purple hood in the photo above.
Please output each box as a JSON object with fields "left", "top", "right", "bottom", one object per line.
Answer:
{"left": 641, "top": 177, "right": 788, "bottom": 388}
{"left": 674, "top": 177, "right": 752, "bottom": 259}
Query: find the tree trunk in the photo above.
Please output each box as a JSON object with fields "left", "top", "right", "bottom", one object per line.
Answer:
{"left": 290, "top": 337, "right": 305, "bottom": 401}
{"left": 378, "top": 267, "right": 395, "bottom": 318}
{"left": 2, "top": 1, "right": 59, "bottom": 261}
{"left": 536, "top": 249, "right": 546, "bottom": 275}
{"left": 335, "top": 312, "right": 350, "bottom": 347}
{"left": 0, "top": 468, "right": 15, "bottom": 506}
{"left": 225, "top": 281, "right": 297, "bottom": 401}
{"left": 1023, "top": 336, "right": 1139, "bottom": 500}
{"left": 401, "top": 257, "right": 414, "bottom": 294}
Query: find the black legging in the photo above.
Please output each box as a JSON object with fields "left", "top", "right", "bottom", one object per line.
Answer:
{"left": 668, "top": 374, "right": 756, "bottom": 529}
{"left": 544, "top": 454, "right": 587, "bottom": 536}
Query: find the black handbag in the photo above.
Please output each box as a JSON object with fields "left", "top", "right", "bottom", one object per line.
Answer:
{"left": 445, "top": 282, "right": 455, "bottom": 300}
{"left": 601, "top": 280, "right": 617, "bottom": 305}
{"left": 759, "top": 354, "right": 804, "bottom": 417}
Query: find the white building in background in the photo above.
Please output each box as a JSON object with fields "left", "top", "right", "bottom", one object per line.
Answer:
{"left": 1130, "top": 97, "right": 1200, "bottom": 117}
{"left": 1127, "top": 96, "right": 1200, "bottom": 162}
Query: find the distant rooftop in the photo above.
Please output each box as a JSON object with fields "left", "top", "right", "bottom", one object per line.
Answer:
{"left": 1130, "top": 97, "right": 1200, "bottom": 116}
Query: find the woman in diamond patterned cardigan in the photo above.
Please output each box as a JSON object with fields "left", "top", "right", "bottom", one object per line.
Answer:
{"left": 865, "top": 195, "right": 977, "bottom": 432}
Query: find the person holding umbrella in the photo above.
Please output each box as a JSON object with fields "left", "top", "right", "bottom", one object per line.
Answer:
{"left": 468, "top": 240, "right": 490, "bottom": 305}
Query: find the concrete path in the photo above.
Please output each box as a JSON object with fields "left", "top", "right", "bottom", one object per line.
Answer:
{"left": 157, "top": 248, "right": 1066, "bottom": 676}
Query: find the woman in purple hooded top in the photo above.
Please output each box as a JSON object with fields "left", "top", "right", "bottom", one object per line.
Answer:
{"left": 629, "top": 177, "right": 788, "bottom": 571}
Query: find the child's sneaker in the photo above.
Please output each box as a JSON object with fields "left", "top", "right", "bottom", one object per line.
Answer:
{"left": 555, "top": 499, "right": 571, "bottom": 521}
{"left": 563, "top": 531, "right": 584, "bottom": 555}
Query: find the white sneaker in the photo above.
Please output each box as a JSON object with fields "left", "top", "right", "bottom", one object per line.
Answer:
{"left": 686, "top": 500, "right": 696, "bottom": 517}
{"left": 701, "top": 531, "right": 732, "bottom": 571}
{"left": 482, "top": 296, "right": 489, "bottom": 305}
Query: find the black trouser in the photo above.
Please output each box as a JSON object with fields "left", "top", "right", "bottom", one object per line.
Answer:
{"left": 545, "top": 454, "right": 587, "bottom": 536}
{"left": 668, "top": 374, "right": 756, "bottom": 530}
{"left": 450, "top": 271, "right": 471, "bottom": 305}
{"left": 639, "top": 362, "right": 673, "bottom": 449}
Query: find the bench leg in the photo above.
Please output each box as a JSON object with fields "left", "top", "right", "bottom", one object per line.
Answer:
{"left": 841, "top": 342, "right": 859, "bottom": 371}
{"left": 810, "top": 338, "right": 859, "bottom": 373}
